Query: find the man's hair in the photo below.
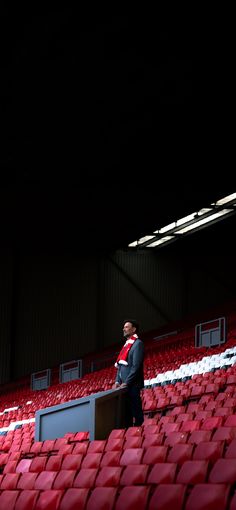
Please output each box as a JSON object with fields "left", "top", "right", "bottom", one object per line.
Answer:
{"left": 123, "top": 319, "right": 140, "bottom": 333}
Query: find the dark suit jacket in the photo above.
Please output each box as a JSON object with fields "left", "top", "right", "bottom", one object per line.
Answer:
{"left": 115, "top": 338, "right": 144, "bottom": 388}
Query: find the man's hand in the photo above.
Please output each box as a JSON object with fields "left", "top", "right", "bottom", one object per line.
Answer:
{"left": 119, "top": 383, "right": 128, "bottom": 389}
{"left": 112, "top": 382, "right": 120, "bottom": 389}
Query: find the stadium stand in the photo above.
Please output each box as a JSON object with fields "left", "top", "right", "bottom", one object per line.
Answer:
{"left": 1, "top": 306, "right": 236, "bottom": 507}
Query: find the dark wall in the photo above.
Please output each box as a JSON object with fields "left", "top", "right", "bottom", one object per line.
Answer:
{"left": 0, "top": 254, "right": 13, "bottom": 383}
{"left": 12, "top": 253, "right": 98, "bottom": 380}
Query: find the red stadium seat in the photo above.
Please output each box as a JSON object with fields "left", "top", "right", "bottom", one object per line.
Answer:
{"left": 29, "top": 456, "right": 47, "bottom": 472}
{"left": 125, "top": 427, "right": 143, "bottom": 438}
{"left": 209, "top": 458, "right": 236, "bottom": 483}
{"left": 194, "top": 410, "right": 213, "bottom": 422}
{"left": 95, "top": 466, "right": 123, "bottom": 487}
{"left": 147, "top": 462, "right": 177, "bottom": 484}
{"left": 142, "top": 445, "right": 168, "bottom": 464}
{"left": 41, "top": 440, "right": 56, "bottom": 454}
{"left": 186, "top": 403, "right": 204, "bottom": 414}
{"left": 143, "top": 417, "right": 159, "bottom": 425}
{"left": 223, "top": 398, "right": 236, "bottom": 409}
{"left": 58, "top": 488, "right": 89, "bottom": 510}
{"left": 2, "top": 460, "right": 18, "bottom": 473}
{"left": 114, "top": 485, "right": 150, "bottom": 510}
{"left": 123, "top": 436, "right": 143, "bottom": 449}
{"left": 212, "top": 426, "right": 236, "bottom": 444}
{"left": 53, "top": 470, "right": 76, "bottom": 490}
{"left": 87, "top": 440, "right": 107, "bottom": 454}
{"left": 142, "top": 424, "right": 161, "bottom": 435}
{"left": 0, "top": 472, "right": 21, "bottom": 490}
{"left": 0, "top": 453, "right": 10, "bottom": 467}
{"left": 224, "top": 438, "right": 236, "bottom": 458}
{"left": 167, "top": 443, "right": 193, "bottom": 465}
{"left": 120, "top": 448, "right": 144, "bottom": 466}
{"left": 58, "top": 444, "right": 74, "bottom": 455}
{"left": 224, "top": 415, "right": 236, "bottom": 427}
{"left": 176, "top": 460, "right": 209, "bottom": 484}
{"left": 0, "top": 490, "right": 20, "bottom": 510}
{"left": 81, "top": 453, "right": 103, "bottom": 469}
{"left": 69, "top": 431, "right": 89, "bottom": 442}
{"left": 169, "top": 406, "right": 186, "bottom": 416}
{"left": 188, "top": 430, "right": 212, "bottom": 445}
{"left": 142, "top": 433, "right": 164, "bottom": 449}
{"left": 15, "top": 490, "right": 39, "bottom": 510}
{"left": 72, "top": 442, "right": 88, "bottom": 455}
{"left": 161, "top": 422, "right": 180, "bottom": 434}
{"left": 214, "top": 407, "right": 232, "bottom": 418}
{"left": 185, "top": 484, "right": 230, "bottom": 510}
{"left": 61, "top": 454, "right": 83, "bottom": 471}
{"left": 86, "top": 487, "right": 118, "bottom": 510}
{"left": 148, "top": 484, "right": 187, "bottom": 510}
{"left": 180, "top": 420, "right": 201, "bottom": 433}
{"left": 107, "top": 429, "right": 126, "bottom": 440}
{"left": 73, "top": 468, "right": 98, "bottom": 488}
{"left": 29, "top": 442, "right": 43, "bottom": 456}
{"left": 34, "top": 489, "right": 63, "bottom": 509}
{"left": 100, "top": 451, "right": 122, "bottom": 467}
{"left": 201, "top": 416, "right": 223, "bottom": 431}
{"left": 16, "top": 459, "right": 33, "bottom": 473}
{"left": 164, "top": 431, "right": 188, "bottom": 447}
{"left": 45, "top": 455, "right": 63, "bottom": 471}
{"left": 119, "top": 465, "right": 149, "bottom": 485}
{"left": 175, "top": 412, "right": 194, "bottom": 424}
{"left": 193, "top": 441, "right": 224, "bottom": 464}
{"left": 105, "top": 438, "right": 125, "bottom": 452}
{"left": 17, "top": 472, "right": 39, "bottom": 490}
{"left": 34, "top": 470, "right": 57, "bottom": 490}
{"left": 53, "top": 438, "right": 68, "bottom": 451}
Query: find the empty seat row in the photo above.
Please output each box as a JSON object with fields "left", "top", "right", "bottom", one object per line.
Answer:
{"left": 2, "top": 448, "right": 236, "bottom": 485}
{"left": 2, "top": 457, "right": 236, "bottom": 489}
{"left": 0, "top": 483, "right": 234, "bottom": 510}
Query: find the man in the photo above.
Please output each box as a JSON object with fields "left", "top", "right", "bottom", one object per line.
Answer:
{"left": 113, "top": 319, "right": 144, "bottom": 427}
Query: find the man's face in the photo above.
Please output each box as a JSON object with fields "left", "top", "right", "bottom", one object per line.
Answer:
{"left": 123, "top": 322, "right": 135, "bottom": 338}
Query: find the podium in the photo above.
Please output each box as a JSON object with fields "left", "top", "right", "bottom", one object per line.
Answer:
{"left": 35, "top": 388, "right": 127, "bottom": 441}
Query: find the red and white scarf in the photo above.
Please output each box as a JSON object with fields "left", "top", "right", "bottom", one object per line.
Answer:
{"left": 115, "top": 334, "right": 138, "bottom": 367}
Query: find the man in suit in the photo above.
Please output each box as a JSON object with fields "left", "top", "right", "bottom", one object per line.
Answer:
{"left": 113, "top": 319, "right": 144, "bottom": 427}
